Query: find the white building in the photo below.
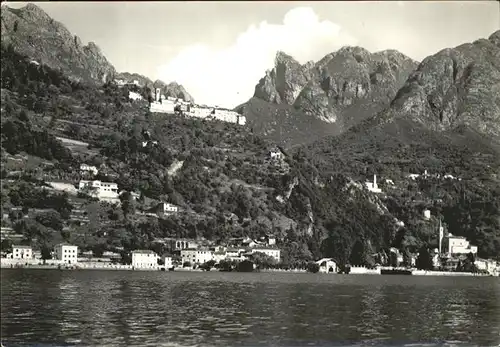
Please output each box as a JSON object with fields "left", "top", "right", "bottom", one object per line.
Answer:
{"left": 156, "top": 202, "right": 179, "bottom": 214}
{"left": 181, "top": 248, "right": 214, "bottom": 265}
{"left": 131, "top": 250, "right": 159, "bottom": 268}
{"left": 423, "top": 209, "right": 431, "bottom": 220}
{"left": 212, "top": 251, "right": 228, "bottom": 263}
{"left": 316, "top": 258, "right": 337, "bottom": 273}
{"left": 163, "top": 256, "right": 173, "bottom": 269}
{"left": 149, "top": 97, "right": 246, "bottom": 126}
{"left": 445, "top": 234, "right": 478, "bottom": 255}
{"left": 168, "top": 239, "right": 199, "bottom": 251}
{"left": 266, "top": 235, "right": 276, "bottom": 246}
{"left": 78, "top": 180, "right": 119, "bottom": 201}
{"left": 365, "top": 174, "right": 382, "bottom": 193}
{"left": 129, "top": 91, "right": 143, "bottom": 101}
{"left": 54, "top": 244, "right": 78, "bottom": 264}
{"left": 12, "top": 245, "right": 32, "bottom": 259}
{"left": 250, "top": 247, "right": 281, "bottom": 262}
{"left": 269, "top": 148, "right": 283, "bottom": 160}
{"left": 80, "top": 164, "right": 98, "bottom": 176}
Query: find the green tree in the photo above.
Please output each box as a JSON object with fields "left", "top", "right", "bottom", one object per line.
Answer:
{"left": 1, "top": 239, "right": 12, "bottom": 252}
{"left": 40, "top": 245, "right": 52, "bottom": 263}
{"left": 119, "top": 191, "right": 136, "bottom": 218}
{"left": 236, "top": 260, "right": 254, "bottom": 272}
{"left": 35, "top": 210, "right": 63, "bottom": 231}
{"left": 306, "top": 261, "right": 320, "bottom": 273}
{"left": 415, "top": 246, "right": 434, "bottom": 270}
{"left": 251, "top": 252, "right": 276, "bottom": 269}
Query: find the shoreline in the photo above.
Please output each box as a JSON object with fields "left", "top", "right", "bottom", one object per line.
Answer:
{"left": 0, "top": 263, "right": 496, "bottom": 277}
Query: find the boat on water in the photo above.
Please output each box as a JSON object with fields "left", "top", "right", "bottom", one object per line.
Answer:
{"left": 380, "top": 268, "right": 413, "bottom": 275}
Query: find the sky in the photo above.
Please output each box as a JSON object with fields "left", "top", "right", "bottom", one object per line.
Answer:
{"left": 4, "top": 1, "right": 500, "bottom": 108}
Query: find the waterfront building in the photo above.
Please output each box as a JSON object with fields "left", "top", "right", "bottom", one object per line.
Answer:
{"left": 316, "top": 258, "right": 337, "bottom": 273}
{"left": 444, "top": 233, "right": 478, "bottom": 255}
{"left": 180, "top": 248, "right": 213, "bottom": 265}
{"left": 12, "top": 245, "right": 32, "bottom": 259}
{"left": 163, "top": 256, "right": 173, "bottom": 269}
{"left": 250, "top": 247, "right": 281, "bottom": 262}
{"left": 54, "top": 243, "right": 78, "bottom": 264}
{"left": 131, "top": 250, "right": 159, "bottom": 268}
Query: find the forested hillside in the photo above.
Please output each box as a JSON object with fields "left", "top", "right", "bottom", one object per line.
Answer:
{"left": 1, "top": 40, "right": 499, "bottom": 267}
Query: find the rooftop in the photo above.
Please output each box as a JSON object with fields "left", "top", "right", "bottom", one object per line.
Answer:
{"left": 252, "top": 246, "right": 280, "bottom": 251}
{"left": 131, "top": 250, "right": 155, "bottom": 254}
{"left": 13, "top": 245, "right": 32, "bottom": 249}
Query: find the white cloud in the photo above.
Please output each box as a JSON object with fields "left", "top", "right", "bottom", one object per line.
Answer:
{"left": 157, "top": 7, "right": 357, "bottom": 108}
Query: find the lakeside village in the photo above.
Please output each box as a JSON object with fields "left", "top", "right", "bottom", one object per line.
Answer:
{"left": 1, "top": 169, "right": 499, "bottom": 276}
{"left": 1, "top": 80, "right": 499, "bottom": 276}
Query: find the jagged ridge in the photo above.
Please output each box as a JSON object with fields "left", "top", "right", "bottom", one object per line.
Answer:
{"left": 1, "top": 3, "right": 116, "bottom": 84}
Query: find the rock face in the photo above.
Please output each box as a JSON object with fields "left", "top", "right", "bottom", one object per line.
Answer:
{"left": 243, "top": 46, "right": 417, "bottom": 145}
{"left": 307, "top": 30, "right": 500, "bottom": 181}
{"left": 388, "top": 30, "right": 500, "bottom": 141}
{"left": 254, "top": 51, "right": 315, "bottom": 105}
{"left": 1, "top": 3, "right": 116, "bottom": 84}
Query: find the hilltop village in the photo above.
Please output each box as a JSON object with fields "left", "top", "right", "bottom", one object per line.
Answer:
{"left": 121, "top": 79, "right": 246, "bottom": 126}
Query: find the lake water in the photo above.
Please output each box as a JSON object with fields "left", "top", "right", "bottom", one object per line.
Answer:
{"left": 1, "top": 270, "right": 499, "bottom": 347}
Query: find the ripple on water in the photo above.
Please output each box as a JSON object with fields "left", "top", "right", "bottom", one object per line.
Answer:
{"left": 2, "top": 271, "right": 500, "bottom": 346}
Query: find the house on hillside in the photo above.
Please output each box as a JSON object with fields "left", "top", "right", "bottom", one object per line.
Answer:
{"left": 78, "top": 180, "right": 119, "bottom": 201}
{"left": 265, "top": 234, "right": 276, "bottom": 246}
{"left": 365, "top": 175, "right": 382, "bottom": 193}
{"left": 151, "top": 202, "right": 179, "bottom": 216}
{"left": 269, "top": 147, "right": 284, "bottom": 161}
{"left": 423, "top": 209, "right": 431, "bottom": 220}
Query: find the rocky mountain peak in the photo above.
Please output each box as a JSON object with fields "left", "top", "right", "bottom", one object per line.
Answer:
{"left": 275, "top": 50, "right": 298, "bottom": 65}
{"left": 388, "top": 30, "right": 500, "bottom": 141}
{"left": 254, "top": 50, "right": 314, "bottom": 105}
{"left": 1, "top": 4, "right": 116, "bottom": 84}
{"left": 22, "top": 3, "right": 52, "bottom": 22}
{"left": 489, "top": 30, "right": 500, "bottom": 47}
{"left": 249, "top": 45, "right": 417, "bottom": 133}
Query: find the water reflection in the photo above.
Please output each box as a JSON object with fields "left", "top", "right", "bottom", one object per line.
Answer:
{"left": 1, "top": 270, "right": 499, "bottom": 346}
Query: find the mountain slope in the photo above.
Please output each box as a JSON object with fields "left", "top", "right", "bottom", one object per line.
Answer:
{"left": 306, "top": 31, "right": 500, "bottom": 177}
{"left": 238, "top": 47, "right": 417, "bottom": 147}
{"left": 387, "top": 30, "right": 500, "bottom": 141}
{"left": 1, "top": 3, "right": 116, "bottom": 84}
